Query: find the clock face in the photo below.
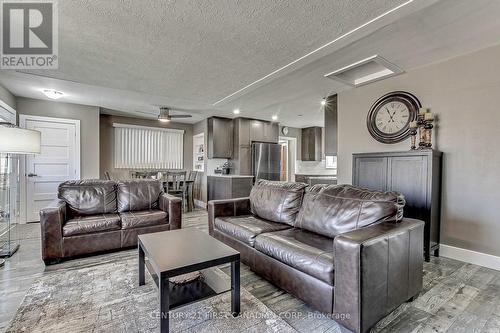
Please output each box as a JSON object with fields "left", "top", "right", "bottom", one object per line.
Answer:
{"left": 374, "top": 101, "right": 410, "bottom": 135}
{"left": 366, "top": 91, "right": 420, "bottom": 144}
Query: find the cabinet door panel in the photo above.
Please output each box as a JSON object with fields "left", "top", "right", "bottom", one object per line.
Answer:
{"left": 239, "top": 146, "right": 252, "bottom": 175}
{"left": 353, "top": 157, "right": 388, "bottom": 191}
{"left": 250, "top": 120, "right": 264, "bottom": 142}
{"left": 208, "top": 117, "right": 233, "bottom": 158}
{"left": 264, "top": 123, "right": 279, "bottom": 143}
{"left": 388, "top": 156, "right": 428, "bottom": 220}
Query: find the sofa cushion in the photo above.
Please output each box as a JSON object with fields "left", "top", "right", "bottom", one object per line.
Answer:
{"left": 214, "top": 215, "right": 291, "bottom": 247}
{"left": 249, "top": 180, "right": 308, "bottom": 226}
{"left": 254, "top": 228, "right": 335, "bottom": 284}
{"left": 58, "top": 180, "right": 117, "bottom": 216}
{"left": 119, "top": 209, "right": 167, "bottom": 229}
{"left": 295, "top": 184, "right": 405, "bottom": 238}
{"left": 116, "top": 180, "right": 163, "bottom": 212}
{"left": 63, "top": 214, "right": 121, "bottom": 237}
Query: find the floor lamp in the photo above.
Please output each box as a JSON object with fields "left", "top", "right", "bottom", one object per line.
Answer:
{"left": 0, "top": 122, "right": 41, "bottom": 268}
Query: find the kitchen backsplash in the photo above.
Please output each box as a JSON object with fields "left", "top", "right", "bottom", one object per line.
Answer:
{"left": 206, "top": 158, "right": 229, "bottom": 175}
{"left": 295, "top": 159, "right": 337, "bottom": 175}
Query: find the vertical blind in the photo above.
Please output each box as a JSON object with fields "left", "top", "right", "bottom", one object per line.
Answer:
{"left": 113, "top": 123, "right": 184, "bottom": 169}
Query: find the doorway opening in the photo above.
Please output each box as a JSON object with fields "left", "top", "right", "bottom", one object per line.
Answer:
{"left": 279, "top": 136, "right": 297, "bottom": 182}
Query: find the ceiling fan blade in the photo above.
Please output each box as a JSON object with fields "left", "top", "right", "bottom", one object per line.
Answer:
{"left": 168, "top": 114, "right": 193, "bottom": 118}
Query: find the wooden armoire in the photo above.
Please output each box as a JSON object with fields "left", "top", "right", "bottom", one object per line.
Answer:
{"left": 352, "top": 150, "right": 442, "bottom": 261}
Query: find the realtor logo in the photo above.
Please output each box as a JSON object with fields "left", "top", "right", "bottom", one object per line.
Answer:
{"left": 1, "top": 0, "right": 58, "bottom": 69}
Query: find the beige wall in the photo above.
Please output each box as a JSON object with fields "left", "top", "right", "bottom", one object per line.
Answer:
{"left": 100, "top": 114, "right": 193, "bottom": 179}
{"left": 0, "top": 84, "right": 16, "bottom": 110}
{"left": 17, "top": 97, "right": 100, "bottom": 179}
{"left": 337, "top": 44, "right": 500, "bottom": 256}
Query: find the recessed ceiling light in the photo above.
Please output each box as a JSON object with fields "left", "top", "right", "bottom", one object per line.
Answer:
{"left": 321, "top": 99, "right": 326, "bottom": 106}
{"left": 233, "top": 109, "right": 240, "bottom": 115}
{"left": 42, "top": 89, "right": 64, "bottom": 99}
{"left": 272, "top": 115, "right": 278, "bottom": 121}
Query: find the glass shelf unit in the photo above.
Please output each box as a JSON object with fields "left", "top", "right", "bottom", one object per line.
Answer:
{"left": 0, "top": 153, "right": 20, "bottom": 258}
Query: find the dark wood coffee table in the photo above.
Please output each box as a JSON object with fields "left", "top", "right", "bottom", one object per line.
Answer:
{"left": 138, "top": 228, "right": 240, "bottom": 333}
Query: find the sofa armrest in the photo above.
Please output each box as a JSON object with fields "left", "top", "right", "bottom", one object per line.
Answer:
{"left": 333, "top": 218, "right": 424, "bottom": 333}
{"left": 39, "top": 199, "right": 67, "bottom": 261}
{"left": 207, "top": 197, "right": 251, "bottom": 235}
{"left": 159, "top": 193, "right": 182, "bottom": 230}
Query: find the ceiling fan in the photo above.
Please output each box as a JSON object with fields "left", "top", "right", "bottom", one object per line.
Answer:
{"left": 157, "top": 106, "right": 192, "bottom": 122}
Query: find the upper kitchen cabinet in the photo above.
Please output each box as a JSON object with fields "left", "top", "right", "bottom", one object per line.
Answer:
{"left": 324, "top": 94, "right": 338, "bottom": 156}
{"left": 301, "top": 126, "right": 322, "bottom": 161}
{"left": 207, "top": 117, "right": 233, "bottom": 159}
{"left": 263, "top": 121, "right": 279, "bottom": 142}
{"left": 250, "top": 119, "right": 279, "bottom": 143}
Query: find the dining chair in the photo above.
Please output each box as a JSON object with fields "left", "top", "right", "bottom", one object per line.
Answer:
{"left": 187, "top": 171, "right": 198, "bottom": 211}
{"left": 166, "top": 171, "right": 188, "bottom": 211}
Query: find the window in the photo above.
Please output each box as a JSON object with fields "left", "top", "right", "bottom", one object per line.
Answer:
{"left": 113, "top": 123, "right": 184, "bottom": 169}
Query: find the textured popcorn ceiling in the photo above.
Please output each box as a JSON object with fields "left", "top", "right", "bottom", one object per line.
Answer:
{"left": 2, "top": 0, "right": 500, "bottom": 126}
{"left": 40, "top": 0, "right": 408, "bottom": 101}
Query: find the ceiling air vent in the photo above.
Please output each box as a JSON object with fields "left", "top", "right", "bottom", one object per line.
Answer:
{"left": 324, "top": 55, "right": 403, "bottom": 87}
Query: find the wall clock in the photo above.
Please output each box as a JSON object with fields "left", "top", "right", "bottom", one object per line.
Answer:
{"left": 367, "top": 91, "right": 421, "bottom": 144}
{"left": 281, "top": 126, "right": 289, "bottom": 135}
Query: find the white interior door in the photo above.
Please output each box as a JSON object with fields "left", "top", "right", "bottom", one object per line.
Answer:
{"left": 21, "top": 116, "right": 80, "bottom": 222}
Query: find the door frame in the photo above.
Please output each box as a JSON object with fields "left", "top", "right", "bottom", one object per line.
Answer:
{"left": 279, "top": 136, "right": 297, "bottom": 182}
{"left": 19, "top": 115, "right": 81, "bottom": 223}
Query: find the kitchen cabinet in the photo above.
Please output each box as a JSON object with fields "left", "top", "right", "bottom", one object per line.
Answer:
{"left": 301, "top": 127, "right": 322, "bottom": 161}
{"left": 324, "top": 94, "right": 338, "bottom": 156}
{"left": 207, "top": 117, "right": 233, "bottom": 159}
{"left": 232, "top": 118, "right": 278, "bottom": 175}
{"left": 207, "top": 175, "right": 254, "bottom": 201}
{"left": 352, "top": 150, "right": 442, "bottom": 262}
{"left": 295, "top": 174, "right": 337, "bottom": 186}
{"left": 250, "top": 119, "right": 278, "bottom": 143}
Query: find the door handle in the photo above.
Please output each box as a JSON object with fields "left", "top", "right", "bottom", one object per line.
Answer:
{"left": 27, "top": 173, "right": 39, "bottom": 177}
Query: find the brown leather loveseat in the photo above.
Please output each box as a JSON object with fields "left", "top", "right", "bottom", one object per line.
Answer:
{"left": 209, "top": 180, "right": 424, "bottom": 333}
{"left": 40, "top": 179, "right": 181, "bottom": 264}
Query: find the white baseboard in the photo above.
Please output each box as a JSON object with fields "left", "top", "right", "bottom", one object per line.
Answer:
{"left": 440, "top": 244, "right": 500, "bottom": 271}
{"left": 194, "top": 199, "right": 206, "bottom": 209}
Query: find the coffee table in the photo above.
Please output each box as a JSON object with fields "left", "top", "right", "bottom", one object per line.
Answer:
{"left": 138, "top": 228, "right": 240, "bottom": 333}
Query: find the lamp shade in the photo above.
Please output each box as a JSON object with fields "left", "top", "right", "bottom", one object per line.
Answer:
{"left": 0, "top": 126, "right": 41, "bottom": 154}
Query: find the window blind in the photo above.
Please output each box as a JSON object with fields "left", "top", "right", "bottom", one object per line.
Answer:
{"left": 113, "top": 123, "right": 184, "bottom": 169}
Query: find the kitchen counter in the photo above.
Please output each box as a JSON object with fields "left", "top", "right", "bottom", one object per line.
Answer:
{"left": 295, "top": 173, "right": 337, "bottom": 177}
{"left": 295, "top": 174, "right": 337, "bottom": 186}
{"left": 208, "top": 174, "right": 254, "bottom": 178}
{"left": 307, "top": 176, "right": 337, "bottom": 179}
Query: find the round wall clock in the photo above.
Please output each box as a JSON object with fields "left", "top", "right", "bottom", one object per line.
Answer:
{"left": 281, "top": 126, "right": 289, "bottom": 135}
{"left": 367, "top": 91, "right": 421, "bottom": 144}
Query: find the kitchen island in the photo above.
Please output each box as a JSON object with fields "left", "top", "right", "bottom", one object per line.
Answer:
{"left": 207, "top": 175, "right": 254, "bottom": 201}
{"left": 295, "top": 174, "right": 337, "bottom": 186}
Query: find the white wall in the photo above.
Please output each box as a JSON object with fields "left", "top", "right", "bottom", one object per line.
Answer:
{"left": 337, "top": 44, "right": 500, "bottom": 257}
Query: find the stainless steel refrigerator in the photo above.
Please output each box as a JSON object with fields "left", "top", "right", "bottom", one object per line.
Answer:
{"left": 252, "top": 142, "right": 281, "bottom": 182}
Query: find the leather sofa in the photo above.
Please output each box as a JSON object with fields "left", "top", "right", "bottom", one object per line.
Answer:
{"left": 40, "top": 179, "right": 182, "bottom": 264}
{"left": 208, "top": 180, "right": 424, "bottom": 333}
